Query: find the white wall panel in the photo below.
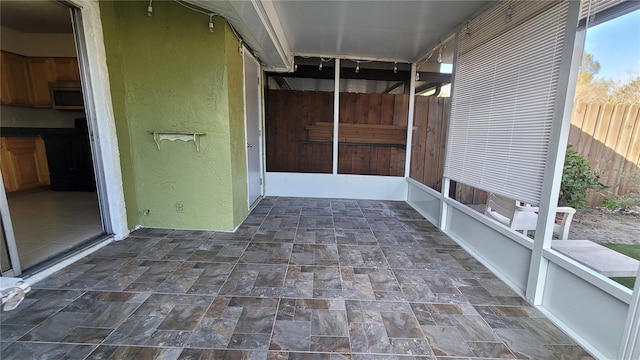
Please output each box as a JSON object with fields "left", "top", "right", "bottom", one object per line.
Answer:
{"left": 543, "top": 262, "right": 630, "bottom": 359}
{"left": 445, "top": 203, "right": 532, "bottom": 294}
{"left": 265, "top": 173, "right": 407, "bottom": 200}
{"left": 406, "top": 178, "right": 441, "bottom": 225}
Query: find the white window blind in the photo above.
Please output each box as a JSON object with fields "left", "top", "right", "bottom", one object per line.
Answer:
{"left": 444, "top": 1, "right": 570, "bottom": 205}
{"left": 579, "top": 0, "right": 626, "bottom": 20}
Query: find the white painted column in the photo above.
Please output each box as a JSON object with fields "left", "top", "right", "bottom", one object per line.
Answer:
{"left": 438, "top": 33, "right": 459, "bottom": 231}
{"left": 525, "top": 0, "right": 581, "bottom": 305}
{"left": 620, "top": 267, "right": 640, "bottom": 358}
{"left": 332, "top": 59, "right": 340, "bottom": 174}
{"left": 404, "top": 63, "right": 417, "bottom": 177}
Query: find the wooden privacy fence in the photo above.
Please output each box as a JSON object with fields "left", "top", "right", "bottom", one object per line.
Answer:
{"left": 410, "top": 96, "right": 449, "bottom": 191}
{"left": 569, "top": 102, "right": 640, "bottom": 207}
{"left": 265, "top": 90, "right": 409, "bottom": 176}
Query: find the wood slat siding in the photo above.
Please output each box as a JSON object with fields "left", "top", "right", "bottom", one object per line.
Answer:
{"left": 266, "top": 90, "right": 408, "bottom": 176}
{"left": 266, "top": 90, "right": 334, "bottom": 173}
{"left": 569, "top": 103, "right": 640, "bottom": 207}
{"left": 410, "top": 96, "right": 450, "bottom": 192}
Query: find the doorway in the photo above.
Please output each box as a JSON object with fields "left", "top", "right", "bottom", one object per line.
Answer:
{"left": 0, "top": 1, "right": 106, "bottom": 275}
{"left": 243, "top": 47, "right": 263, "bottom": 207}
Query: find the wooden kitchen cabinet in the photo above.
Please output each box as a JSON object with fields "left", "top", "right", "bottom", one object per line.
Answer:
{"left": 0, "top": 51, "right": 32, "bottom": 106}
{"left": 50, "top": 57, "right": 80, "bottom": 81}
{"left": 0, "top": 137, "right": 51, "bottom": 192}
{"left": 27, "top": 57, "right": 80, "bottom": 107}
{"left": 27, "top": 57, "right": 54, "bottom": 107}
{"left": 1, "top": 51, "right": 80, "bottom": 108}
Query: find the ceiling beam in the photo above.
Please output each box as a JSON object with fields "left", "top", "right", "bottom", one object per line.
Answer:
{"left": 266, "top": 65, "right": 452, "bottom": 83}
{"left": 383, "top": 82, "right": 406, "bottom": 94}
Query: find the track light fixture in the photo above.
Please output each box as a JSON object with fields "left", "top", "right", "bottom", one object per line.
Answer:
{"left": 437, "top": 47, "right": 443, "bottom": 63}
{"left": 294, "top": 63, "right": 298, "bottom": 72}
{"left": 209, "top": 14, "right": 215, "bottom": 32}
{"left": 393, "top": 62, "right": 398, "bottom": 74}
{"left": 148, "top": 0, "right": 153, "bottom": 17}
{"left": 319, "top": 60, "right": 323, "bottom": 71}
{"left": 355, "top": 61, "right": 360, "bottom": 73}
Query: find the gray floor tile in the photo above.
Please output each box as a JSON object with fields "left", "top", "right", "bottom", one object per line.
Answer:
{"left": 1, "top": 342, "right": 95, "bottom": 360}
{"left": 2, "top": 197, "right": 591, "bottom": 360}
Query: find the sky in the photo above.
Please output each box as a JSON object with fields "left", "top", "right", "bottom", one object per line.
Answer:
{"left": 584, "top": 8, "right": 640, "bottom": 83}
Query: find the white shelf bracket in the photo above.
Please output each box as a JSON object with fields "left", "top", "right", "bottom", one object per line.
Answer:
{"left": 151, "top": 131, "right": 206, "bottom": 152}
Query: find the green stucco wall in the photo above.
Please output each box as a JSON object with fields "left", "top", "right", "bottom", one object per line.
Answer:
{"left": 100, "top": 1, "right": 247, "bottom": 231}
{"left": 225, "top": 27, "right": 249, "bottom": 227}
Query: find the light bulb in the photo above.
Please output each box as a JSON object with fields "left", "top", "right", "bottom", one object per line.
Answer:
{"left": 355, "top": 61, "right": 360, "bottom": 73}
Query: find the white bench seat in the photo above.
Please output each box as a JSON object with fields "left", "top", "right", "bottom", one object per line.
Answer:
{"left": 551, "top": 240, "right": 640, "bottom": 278}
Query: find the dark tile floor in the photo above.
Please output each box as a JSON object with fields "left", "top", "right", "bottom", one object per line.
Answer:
{"left": 1, "top": 197, "right": 594, "bottom": 360}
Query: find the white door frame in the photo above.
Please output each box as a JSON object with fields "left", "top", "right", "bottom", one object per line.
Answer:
{"left": 242, "top": 46, "right": 264, "bottom": 208}
{"left": 68, "top": 0, "right": 128, "bottom": 240}
{"left": 0, "top": 1, "right": 128, "bottom": 277}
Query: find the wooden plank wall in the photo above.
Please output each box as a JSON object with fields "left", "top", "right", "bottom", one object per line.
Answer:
{"left": 266, "top": 90, "right": 334, "bottom": 173}
{"left": 338, "top": 93, "right": 408, "bottom": 176}
{"left": 410, "top": 96, "right": 449, "bottom": 191}
{"left": 568, "top": 103, "right": 640, "bottom": 207}
{"left": 265, "top": 90, "right": 409, "bottom": 176}
{"left": 408, "top": 96, "right": 487, "bottom": 204}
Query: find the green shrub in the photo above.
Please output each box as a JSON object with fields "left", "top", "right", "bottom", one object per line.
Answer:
{"left": 559, "top": 145, "right": 607, "bottom": 208}
{"left": 603, "top": 171, "right": 640, "bottom": 214}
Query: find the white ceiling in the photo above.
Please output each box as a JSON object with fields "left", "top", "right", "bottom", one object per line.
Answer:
{"left": 1, "top": 0, "right": 493, "bottom": 71}
{"left": 191, "top": 0, "right": 494, "bottom": 71}
{"left": 272, "top": 0, "right": 490, "bottom": 61}
{"left": 1, "top": 0, "right": 72, "bottom": 34}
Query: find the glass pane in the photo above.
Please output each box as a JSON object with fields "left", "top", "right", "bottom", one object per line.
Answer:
{"left": 265, "top": 57, "right": 335, "bottom": 173}
{"left": 337, "top": 60, "right": 410, "bottom": 176}
{"left": 565, "top": 8, "right": 640, "bottom": 290}
{"left": 409, "top": 42, "right": 453, "bottom": 189}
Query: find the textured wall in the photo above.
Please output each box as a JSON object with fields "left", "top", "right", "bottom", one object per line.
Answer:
{"left": 100, "top": 1, "right": 247, "bottom": 230}
{"left": 225, "top": 28, "right": 248, "bottom": 226}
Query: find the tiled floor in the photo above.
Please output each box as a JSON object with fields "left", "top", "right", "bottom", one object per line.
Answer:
{"left": 0, "top": 197, "right": 594, "bottom": 359}
{"left": 7, "top": 191, "right": 104, "bottom": 269}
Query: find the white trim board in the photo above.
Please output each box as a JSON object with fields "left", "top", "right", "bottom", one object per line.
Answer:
{"left": 265, "top": 173, "right": 407, "bottom": 200}
{"left": 72, "top": 0, "right": 129, "bottom": 240}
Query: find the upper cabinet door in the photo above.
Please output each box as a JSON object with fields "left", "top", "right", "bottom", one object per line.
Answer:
{"left": 50, "top": 57, "right": 80, "bottom": 81}
{"left": 0, "top": 51, "right": 33, "bottom": 106}
{"left": 27, "top": 57, "right": 54, "bottom": 107}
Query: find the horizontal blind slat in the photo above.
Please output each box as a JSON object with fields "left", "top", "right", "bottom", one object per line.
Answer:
{"left": 445, "top": 1, "right": 569, "bottom": 205}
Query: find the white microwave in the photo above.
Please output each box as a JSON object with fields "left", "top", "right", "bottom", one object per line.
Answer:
{"left": 49, "top": 81, "right": 84, "bottom": 110}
